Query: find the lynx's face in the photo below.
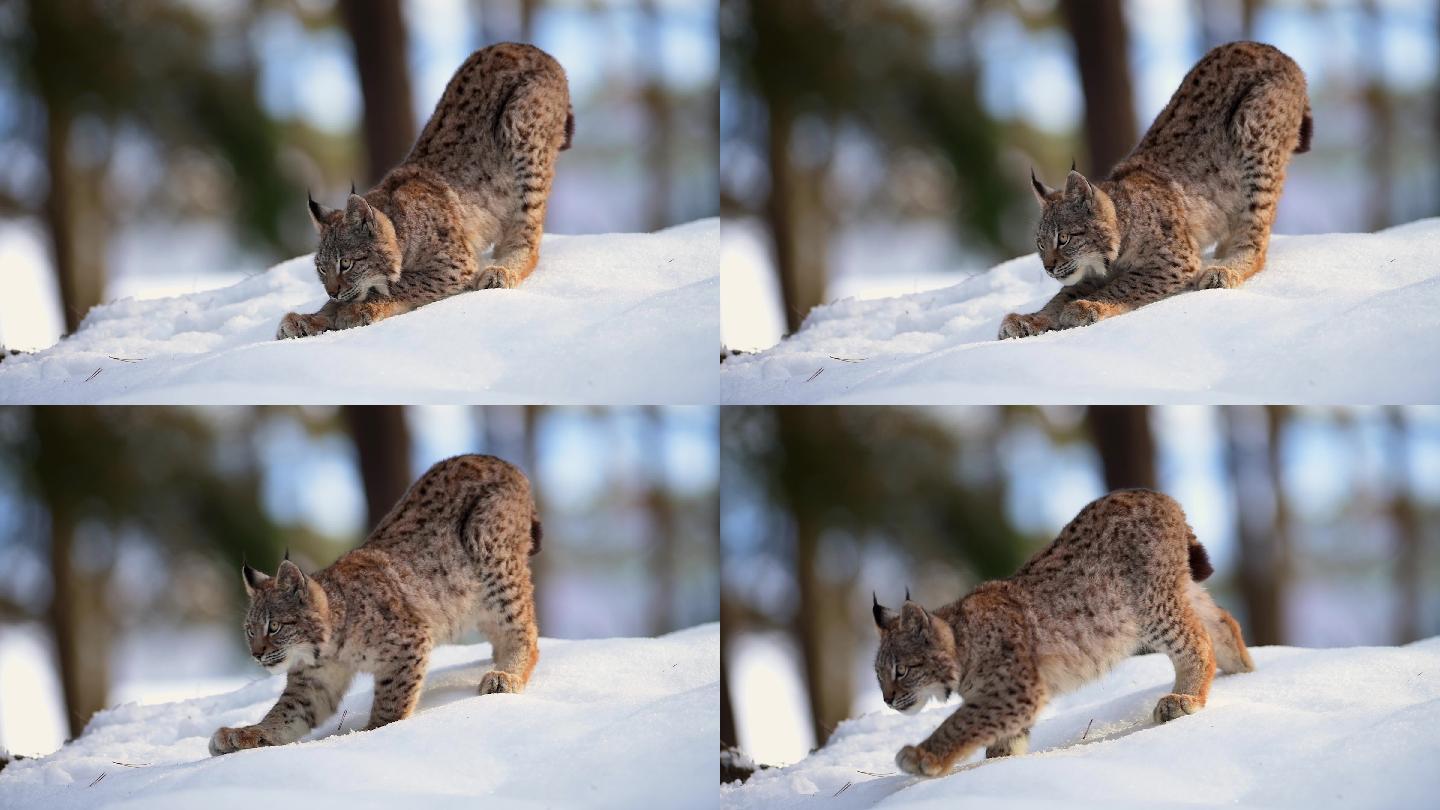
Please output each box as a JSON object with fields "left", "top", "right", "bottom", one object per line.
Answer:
{"left": 872, "top": 595, "right": 960, "bottom": 715}
{"left": 1031, "top": 169, "right": 1120, "bottom": 286}
{"left": 308, "top": 193, "right": 403, "bottom": 302}
{"left": 241, "top": 560, "right": 330, "bottom": 674}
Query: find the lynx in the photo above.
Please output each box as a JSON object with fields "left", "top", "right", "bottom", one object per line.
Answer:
{"left": 872, "top": 489, "right": 1254, "bottom": 778}
{"left": 209, "top": 455, "right": 542, "bottom": 756}
{"left": 277, "top": 43, "right": 573, "bottom": 340}
{"left": 999, "top": 42, "right": 1311, "bottom": 340}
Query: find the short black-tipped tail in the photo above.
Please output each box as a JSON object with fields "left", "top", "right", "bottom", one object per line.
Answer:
{"left": 1188, "top": 538, "right": 1214, "bottom": 582}
{"left": 530, "top": 517, "right": 543, "bottom": 556}
{"left": 1296, "top": 109, "right": 1313, "bottom": 154}
{"left": 560, "top": 108, "right": 575, "bottom": 151}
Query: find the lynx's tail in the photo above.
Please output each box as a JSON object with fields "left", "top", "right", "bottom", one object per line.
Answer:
{"left": 530, "top": 515, "right": 543, "bottom": 555}
{"left": 1296, "top": 104, "right": 1313, "bottom": 154}
{"left": 1187, "top": 532, "right": 1214, "bottom": 582}
{"left": 560, "top": 107, "right": 575, "bottom": 151}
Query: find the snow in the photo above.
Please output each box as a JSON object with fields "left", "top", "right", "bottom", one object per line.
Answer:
{"left": 0, "top": 623, "right": 719, "bottom": 810}
{"left": 720, "top": 219, "right": 1440, "bottom": 404}
{"left": 0, "top": 220, "right": 718, "bottom": 404}
{"left": 722, "top": 637, "right": 1440, "bottom": 809}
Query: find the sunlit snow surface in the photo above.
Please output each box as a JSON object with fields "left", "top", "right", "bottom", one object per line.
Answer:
{"left": 723, "top": 638, "right": 1440, "bottom": 810}
{"left": 0, "top": 624, "right": 719, "bottom": 810}
{"left": 721, "top": 219, "right": 1440, "bottom": 404}
{"left": 0, "top": 220, "right": 718, "bottom": 404}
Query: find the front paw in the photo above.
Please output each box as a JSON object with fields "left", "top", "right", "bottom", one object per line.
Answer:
{"left": 1058, "top": 299, "right": 1114, "bottom": 328}
{"left": 1196, "top": 266, "right": 1240, "bottom": 290}
{"left": 895, "top": 744, "right": 944, "bottom": 777}
{"left": 479, "top": 670, "right": 523, "bottom": 695}
{"left": 276, "top": 312, "right": 328, "bottom": 340}
{"left": 476, "top": 266, "right": 514, "bottom": 290}
{"left": 208, "top": 725, "right": 272, "bottom": 756}
{"left": 335, "top": 302, "right": 375, "bottom": 330}
{"left": 998, "top": 313, "right": 1049, "bottom": 340}
{"left": 1153, "top": 693, "right": 1202, "bottom": 723}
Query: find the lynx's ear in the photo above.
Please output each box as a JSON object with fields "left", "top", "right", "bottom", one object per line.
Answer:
{"left": 276, "top": 559, "right": 307, "bottom": 595}
{"left": 242, "top": 564, "right": 269, "bottom": 596}
{"left": 1064, "top": 169, "right": 1094, "bottom": 203}
{"left": 307, "top": 190, "right": 335, "bottom": 233}
{"left": 873, "top": 592, "right": 898, "bottom": 630}
{"left": 1030, "top": 167, "right": 1054, "bottom": 205}
{"left": 345, "top": 194, "right": 376, "bottom": 234}
{"left": 900, "top": 601, "right": 931, "bottom": 638}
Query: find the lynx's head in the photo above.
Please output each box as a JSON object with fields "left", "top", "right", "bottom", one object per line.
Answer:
{"left": 1030, "top": 168, "right": 1119, "bottom": 286}
{"left": 241, "top": 559, "right": 331, "bottom": 674}
{"left": 307, "top": 191, "right": 402, "bottom": 302}
{"left": 872, "top": 592, "right": 960, "bottom": 715}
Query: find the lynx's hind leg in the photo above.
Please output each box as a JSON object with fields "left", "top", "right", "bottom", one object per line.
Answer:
{"left": 985, "top": 728, "right": 1031, "bottom": 759}
{"left": 460, "top": 473, "right": 540, "bottom": 694}
{"left": 1143, "top": 590, "right": 1216, "bottom": 723}
{"left": 368, "top": 638, "right": 432, "bottom": 729}
{"left": 1197, "top": 81, "right": 1306, "bottom": 290}
{"left": 1186, "top": 582, "right": 1255, "bottom": 674}
{"left": 479, "top": 80, "right": 569, "bottom": 290}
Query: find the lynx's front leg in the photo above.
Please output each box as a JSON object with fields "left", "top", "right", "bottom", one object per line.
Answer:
{"left": 368, "top": 638, "right": 433, "bottom": 729}
{"left": 334, "top": 297, "right": 414, "bottom": 331}
{"left": 1057, "top": 250, "right": 1198, "bottom": 330}
{"left": 897, "top": 695, "right": 1041, "bottom": 777}
{"left": 999, "top": 280, "right": 1101, "bottom": 339}
{"left": 277, "top": 300, "right": 341, "bottom": 340}
{"left": 209, "top": 663, "right": 352, "bottom": 755}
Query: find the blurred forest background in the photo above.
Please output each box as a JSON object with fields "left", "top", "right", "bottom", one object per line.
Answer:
{"left": 720, "top": 0, "right": 1440, "bottom": 348}
{"left": 720, "top": 405, "right": 1440, "bottom": 765}
{"left": 0, "top": 0, "right": 718, "bottom": 352}
{"left": 0, "top": 405, "right": 719, "bottom": 757}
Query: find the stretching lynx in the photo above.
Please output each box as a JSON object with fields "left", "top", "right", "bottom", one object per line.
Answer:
{"left": 872, "top": 489, "right": 1254, "bottom": 778}
{"left": 209, "top": 455, "right": 542, "bottom": 755}
{"left": 278, "top": 43, "right": 573, "bottom": 339}
{"left": 1000, "top": 42, "right": 1310, "bottom": 339}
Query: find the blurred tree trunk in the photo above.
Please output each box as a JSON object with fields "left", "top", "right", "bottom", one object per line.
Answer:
{"left": 342, "top": 406, "right": 413, "bottom": 529}
{"left": 1241, "top": 0, "right": 1262, "bottom": 39}
{"left": 753, "top": 2, "right": 828, "bottom": 334}
{"left": 720, "top": 651, "right": 738, "bottom": 747}
{"left": 1086, "top": 406, "right": 1156, "bottom": 490}
{"left": 30, "top": 0, "right": 107, "bottom": 333}
{"left": 338, "top": 0, "right": 416, "bottom": 186}
{"left": 1361, "top": 0, "right": 1393, "bottom": 230}
{"left": 520, "top": 406, "right": 550, "bottom": 629}
{"left": 1263, "top": 406, "right": 1292, "bottom": 634}
{"left": 640, "top": 0, "right": 674, "bottom": 231}
{"left": 1224, "top": 407, "right": 1283, "bottom": 645}
{"left": 1387, "top": 409, "right": 1422, "bottom": 643}
{"left": 33, "top": 408, "right": 108, "bottom": 739}
{"left": 518, "top": 0, "right": 538, "bottom": 42}
{"left": 646, "top": 407, "right": 678, "bottom": 635}
{"left": 1059, "top": 0, "right": 1137, "bottom": 176}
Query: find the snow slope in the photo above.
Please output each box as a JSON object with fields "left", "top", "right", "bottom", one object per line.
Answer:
{"left": 0, "top": 624, "right": 719, "bottom": 810}
{"left": 721, "top": 219, "right": 1440, "bottom": 404}
{"left": 722, "top": 638, "right": 1440, "bottom": 810}
{"left": 0, "top": 220, "right": 718, "bottom": 404}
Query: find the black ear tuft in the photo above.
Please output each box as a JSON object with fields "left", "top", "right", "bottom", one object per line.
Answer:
{"left": 242, "top": 563, "right": 269, "bottom": 595}
{"left": 873, "top": 591, "right": 897, "bottom": 629}
{"left": 351, "top": 180, "right": 357, "bottom": 196}
{"left": 307, "top": 190, "right": 334, "bottom": 233}
{"left": 905, "top": 586, "right": 912, "bottom": 602}
{"left": 1071, "top": 157, "right": 1077, "bottom": 172}
{"left": 1030, "top": 167, "right": 1054, "bottom": 204}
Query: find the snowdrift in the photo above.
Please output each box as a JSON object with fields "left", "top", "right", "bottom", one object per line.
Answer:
{"left": 721, "top": 219, "right": 1440, "bottom": 404}
{"left": 722, "top": 638, "right": 1440, "bottom": 810}
{"left": 0, "top": 220, "right": 718, "bottom": 405}
{"left": 0, "top": 624, "right": 719, "bottom": 810}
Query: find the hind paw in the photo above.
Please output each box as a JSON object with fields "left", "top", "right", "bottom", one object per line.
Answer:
{"left": 479, "top": 670, "right": 523, "bottom": 695}
{"left": 1153, "top": 693, "right": 1202, "bottom": 723}
{"left": 477, "top": 266, "right": 514, "bottom": 290}
{"left": 895, "top": 744, "right": 945, "bottom": 777}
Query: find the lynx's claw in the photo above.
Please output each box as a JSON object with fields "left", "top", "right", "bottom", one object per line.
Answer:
{"left": 998, "top": 313, "right": 1046, "bottom": 340}
{"left": 895, "top": 744, "right": 944, "bottom": 777}
{"left": 477, "top": 266, "right": 513, "bottom": 290}
{"left": 208, "top": 725, "right": 272, "bottom": 756}
{"left": 277, "top": 312, "right": 328, "bottom": 340}
{"left": 479, "top": 670, "right": 523, "bottom": 695}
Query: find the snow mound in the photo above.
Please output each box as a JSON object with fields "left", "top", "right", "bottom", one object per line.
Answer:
{"left": 0, "top": 220, "right": 718, "bottom": 404}
{"left": 723, "top": 638, "right": 1440, "bottom": 810}
{"left": 721, "top": 219, "right": 1440, "bottom": 403}
{"left": 0, "top": 624, "right": 719, "bottom": 810}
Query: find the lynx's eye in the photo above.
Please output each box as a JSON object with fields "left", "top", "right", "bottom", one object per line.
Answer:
{"left": 896, "top": 664, "right": 908, "bottom": 679}
{"left": 267, "top": 621, "right": 279, "bottom": 635}
{"left": 339, "top": 258, "right": 353, "bottom": 272}
{"left": 1057, "top": 233, "right": 1070, "bottom": 246}
{"left": 245, "top": 626, "right": 254, "bottom": 638}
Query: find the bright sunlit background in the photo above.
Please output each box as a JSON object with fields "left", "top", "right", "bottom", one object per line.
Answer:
{"left": 0, "top": 405, "right": 719, "bottom": 757}
{"left": 0, "top": 0, "right": 718, "bottom": 352}
{"left": 720, "top": 406, "right": 1440, "bottom": 765}
{"left": 720, "top": 0, "right": 1440, "bottom": 349}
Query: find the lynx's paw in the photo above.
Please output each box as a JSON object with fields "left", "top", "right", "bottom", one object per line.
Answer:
{"left": 276, "top": 312, "right": 329, "bottom": 340}
{"left": 1058, "top": 299, "right": 1115, "bottom": 328}
{"left": 998, "top": 313, "right": 1049, "bottom": 340}
{"left": 208, "top": 725, "right": 273, "bottom": 756}
{"left": 1196, "top": 266, "right": 1241, "bottom": 290}
{"left": 477, "top": 266, "right": 514, "bottom": 290}
{"left": 479, "top": 670, "right": 524, "bottom": 695}
{"left": 1153, "top": 693, "right": 1202, "bottom": 723}
{"left": 895, "top": 744, "right": 945, "bottom": 777}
